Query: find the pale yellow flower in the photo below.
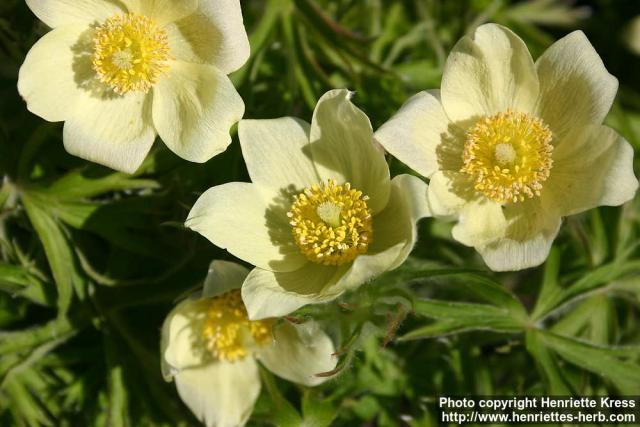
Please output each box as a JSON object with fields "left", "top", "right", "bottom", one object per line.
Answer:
{"left": 376, "top": 24, "right": 638, "bottom": 271}
{"left": 186, "top": 89, "right": 430, "bottom": 319}
{"left": 18, "top": 0, "right": 249, "bottom": 173}
{"left": 161, "top": 260, "right": 336, "bottom": 427}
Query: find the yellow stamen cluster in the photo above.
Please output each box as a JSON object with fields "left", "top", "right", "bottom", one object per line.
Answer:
{"left": 202, "top": 290, "right": 273, "bottom": 362}
{"left": 92, "top": 13, "right": 170, "bottom": 94}
{"left": 461, "top": 110, "right": 554, "bottom": 203}
{"left": 288, "top": 179, "right": 373, "bottom": 266}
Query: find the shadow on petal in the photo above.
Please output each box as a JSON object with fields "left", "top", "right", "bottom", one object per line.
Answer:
{"left": 71, "top": 25, "right": 121, "bottom": 100}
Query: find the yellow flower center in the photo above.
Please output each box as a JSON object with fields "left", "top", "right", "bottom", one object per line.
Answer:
{"left": 288, "top": 179, "right": 373, "bottom": 266}
{"left": 92, "top": 13, "right": 170, "bottom": 94}
{"left": 201, "top": 290, "right": 273, "bottom": 362}
{"left": 461, "top": 110, "right": 554, "bottom": 203}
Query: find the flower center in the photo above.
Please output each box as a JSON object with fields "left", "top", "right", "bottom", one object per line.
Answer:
{"left": 287, "top": 179, "right": 373, "bottom": 266}
{"left": 461, "top": 110, "right": 554, "bottom": 203}
{"left": 201, "top": 290, "right": 273, "bottom": 362}
{"left": 92, "top": 13, "right": 170, "bottom": 94}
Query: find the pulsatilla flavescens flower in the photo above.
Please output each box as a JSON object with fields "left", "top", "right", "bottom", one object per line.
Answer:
{"left": 375, "top": 23, "right": 638, "bottom": 271}
{"left": 18, "top": 0, "right": 248, "bottom": 173}
{"left": 186, "top": 89, "right": 430, "bottom": 319}
{"left": 161, "top": 260, "right": 336, "bottom": 427}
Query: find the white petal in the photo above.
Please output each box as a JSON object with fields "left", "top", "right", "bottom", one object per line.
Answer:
{"left": 202, "top": 260, "right": 249, "bottom": 299}
{"left": 393, "top": 174, "right": 432, "bottom": 225}
{"left": 441, "top": 23, "right": 539, "bottom": 123}
{"left": 242, "top": 176, "right": 430, "bottom": 319}
{"left": 25, "top": 0, "right": 123, "bottom": 28}
{"left": 451, "top": 199, "right": 507, "bottom": 248}
{"left": 124, "top": 0, "right": 198, "bottom": 26}
{"left": 336, "top": 174, "right": 430, "bottom": 291}
{"left": 18, "top": 25, "right": 94, "bottom": 122}
{"left": 63, "top": 91, "right": 156, "bottom": 173}
{"left": 478, "top": 199, "right": 562, "bottom": 271}
{"left": 162, "top": 298, "right": 208, "bottom": 373}
{"left": 374, "top": 91, "right": 450, "bottom": 178}
{"left": 165, "top": 0, "right": 250, "bottom": 73}
{"left": 258, "top": 321, "right": 336, "bottom": 387}
{"left": 185, "top": 182, "right": 307, "bottom": 272}
{"left": 153, "top": 61, "right": 244, "bottom": 163}
{"left": 174, "top": 358, "right": 260, "bottom": 427}
{"left": 545, "top": 125, "right": 638, "bottom": 216}
{"left": 310, "top": 89, "right": 391, "bottom": 214}
{"left": 241, "top": 263, "right": 344, "bottom": 320}
{"left": 427, "top": 171, "right": 474, "bottom": 217}
{"left": 238, "top": 118, "right": 320, "bottom": 196}
{"left": 536, "top": 31, "right": 618, "bottom": 138}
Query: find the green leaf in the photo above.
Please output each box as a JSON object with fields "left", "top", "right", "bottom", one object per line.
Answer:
{"left": 531, "top": 246, "right": 562, "bottom": 319}
{"left": 380, "top": 267, "right": 526, "bottom": 317}
{"left": 45, "top": 168, "right": 158, "bottom": 200}
{"left": 401, "top": 299, "right": 524, "bottom": 340}
{"left": 0, "top": 314, "right": 86, "bottom": 356}
{"left": 587, "top": 209, "right": 610, "bottom": 265}
{"left": 538, "top": 330, "right": 640, "bottom": 394}
{"left": 259, "top": 368, "right": 303, "bottom": 427}
{"left": 0, "top": 262, "right": 49, "bottom": 305}
{"left": 503, "top": 0, "right": 590, "bottom": 27}
{"left": 231, "top": 0, "right": 288, "bottom": 87}
{"left": 399, "top": 269, "right": 528, "bottom": 340}
{"left": 525, "top": 330, "right": 572, "bottom": 395}
{"left": 413, "top": 299, "right": 520, "bottom": 323}
{"left": 551, "top": 294, "right": 615, "bottom": 345}
{"left": 533, "top": 259, "right": 640, "bottom": 321}
{"left": 3, "top": 374, "right": 54, "bottom": 427}
{"left": 401, "top": 319, "right": 475, "bottom": 340}
{"left": 301, "top": 390, "right": 336, "bottom": 427}
{"left": 22, "top": 193, "right": 88, "bottom": 313}
{"left": 104, "top": 334, "right": 131, "bottom": 427}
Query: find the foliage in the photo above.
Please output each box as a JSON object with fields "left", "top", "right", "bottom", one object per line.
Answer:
{"left": 0, "top": 0, "right": 639, "bottom": 426}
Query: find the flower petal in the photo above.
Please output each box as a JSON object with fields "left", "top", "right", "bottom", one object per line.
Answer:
{"left": 241, "top": 263, "right": 344, "bottom": 320}
{"left": 18, "top": 25, "right": 94, "bottom": 122}
{"left": 186, "top": 182, "right": 307, "bottom": 272}
{"left": 165, "top": 0, "right": 250, "bottom": 73}
{"left": 535, "top": 31, "right": 618, "bottom": 138}
{"left": 162, "top": 298, "right": 208, "bottom": 374}
{"left": 427, "top": 171, "right": 475, "bottom": 217}
{"left": 478, "top": 198, "right": 562, "bottom": 271}
{"left": 242, "top": 175, "right": 430, "bottom": 320}
{"left": 124, "top": 0, "right": 198, "bottom": 26}
{"left": 374, "top": 91, "right": 450, "bottom": 178}
{"left": 152, "top": 61, "right": 244, "bottom": 163}
{"left": 25, "top": 0, "right": 124, "bottom": 28}
{"left": 310, "top": 89, "right": 391, "bottom": 213}
{"left": 545, "top": 125, "right": 638, "bottom": 216}
{"left": 174, "top": 358, "right": 260, "bottom": 427}
{"left": 63, "top": 91, "right": 156, "bottom": 173}
{"left": 258, "top": 321, "right": 336, "bottom": 387}
{"left": 335, "top": 174, "right": 430, "bottom": 291}
{"left": 238, "top": 118, "right": 320, "bottom": 196}
{"left": 451, "top": 199, "right": 507, "bottom": 248}
{"left": 441, "top": 23, "right": 539, "bottom": 123}
{"left": 202, "top": 260, "right": 249, "bottom": 299}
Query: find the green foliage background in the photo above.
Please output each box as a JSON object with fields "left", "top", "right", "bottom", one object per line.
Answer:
{"left": 1, "top": 0, "right": 639, "bottom": 426}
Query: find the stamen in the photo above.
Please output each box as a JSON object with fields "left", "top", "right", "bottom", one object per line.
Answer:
{"left": 461, "top": 110, "right": 554, "bottom": 203}
{"left": 92, "top": 13, "right": 171, "bottom": 94}
{"left": 201, "top": 290, "right": 273, "bottom": 362}
{"left": 288, "top": 179, "right": 373, "bottom": 266}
